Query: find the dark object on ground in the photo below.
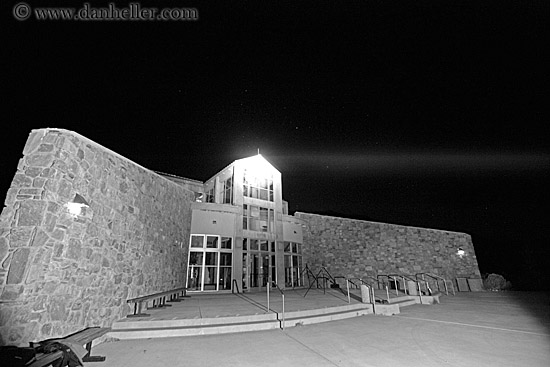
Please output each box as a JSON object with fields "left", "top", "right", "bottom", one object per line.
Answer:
{"left": 0, "top": 346, "right": 36, "bottom": 367}
{"left": 0, "top": 327, "right": 110, "bottom": 367}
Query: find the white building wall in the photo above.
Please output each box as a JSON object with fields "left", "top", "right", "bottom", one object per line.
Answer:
{"left": 190, "top": 203, "right": 238, "bottom": 237}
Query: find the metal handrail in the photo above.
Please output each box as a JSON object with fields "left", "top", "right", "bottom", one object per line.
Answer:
{"left": 386, "top": 273, "right": 406, "bottom": 294}
{"left": 416, "top": 279, "right": 433, "bottom": 295}
{"left": 332, "top": 276, "right": 351, "bottom": 303}
{"left": 271, "top": 282, "right": 286, "bottom": 330}
{"left": 415, "top": 273, "right": 455, "bottom": 295}
{"left": 377, "top": 274, "right": 400, "bottom": 296}
{"left": 360, "top": 275, "right": 385, "bottom": 290}
{"left": 386, "top": 273, "right": 419, "bottom": 296}
{"left": 304, "top": 268, "right": 380, "bottom": 306}
{"left": 347, "top": 278, "right": 379, "bottom": 305}
{"left": 416, "top": 273, "right": 441, "bottom": 295}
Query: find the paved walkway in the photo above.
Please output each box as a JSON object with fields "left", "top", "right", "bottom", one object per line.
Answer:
{"left": 93, "top": 291, "right": 550, "bottom": 367}
{"left": 117, "top": 288, "right": 360, "bottom": 323}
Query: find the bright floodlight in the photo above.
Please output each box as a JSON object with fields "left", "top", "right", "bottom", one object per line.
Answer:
{"left": 244, "top": 154, "right": 272, "bottom": 178}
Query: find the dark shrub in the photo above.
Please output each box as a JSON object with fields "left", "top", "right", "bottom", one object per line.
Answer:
{"left": 483, "top": 273, "right": 512, "bottom": 291}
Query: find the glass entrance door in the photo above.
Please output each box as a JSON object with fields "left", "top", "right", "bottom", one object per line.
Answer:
{"left": 243, "top": 252, "right": 274, "bottom": 291}
{"left": 186, "top": 235, "right": 233, "bottom": 292}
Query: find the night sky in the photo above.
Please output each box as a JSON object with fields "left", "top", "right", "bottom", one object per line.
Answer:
{"left": 4, "top": 1, "right": 549, "bottom": 290}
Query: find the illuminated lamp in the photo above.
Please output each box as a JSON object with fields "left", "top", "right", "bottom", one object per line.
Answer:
{"left": 66, "top": 193, "right": 90, "bottom": 216}
{"left": 244, "top": 154, "right": 272, "bottom": 179}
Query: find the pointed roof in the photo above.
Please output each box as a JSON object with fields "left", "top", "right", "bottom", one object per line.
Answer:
{"left": 205, "top": 154, "right": 280, "bottom": 183}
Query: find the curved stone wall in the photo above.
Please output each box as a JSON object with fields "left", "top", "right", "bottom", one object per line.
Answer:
{"left": 296, "top": 212, "right": 481, "bottom": 282}
{"left": 0, "top": 129, "right": 193, "bottom": 346}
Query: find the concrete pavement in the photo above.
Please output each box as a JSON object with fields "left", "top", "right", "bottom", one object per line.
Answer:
{"left": 90, "top": 291, "right": 550, "bottom": 367}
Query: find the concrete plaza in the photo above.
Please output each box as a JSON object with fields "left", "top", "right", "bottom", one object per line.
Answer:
{"left": 92, "top": 291, "right": 550, "bottom": 367}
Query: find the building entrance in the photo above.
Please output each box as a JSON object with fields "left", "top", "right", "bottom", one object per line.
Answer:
{"left": 242, "top": 252, "right": 276, "bottom": 291}
{"left": 187, "top": 235, "right": 232, "bottom": 292}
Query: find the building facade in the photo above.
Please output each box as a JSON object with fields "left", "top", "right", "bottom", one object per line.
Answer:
{"left": 162, "top": 154, "right": 307, "bottom": 293}
{"left": 0, "top": 128, "right": 481, "bottom": 346}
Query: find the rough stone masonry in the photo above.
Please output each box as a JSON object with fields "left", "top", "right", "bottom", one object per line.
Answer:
{"left": 0, "top": 128, "right": 194, "bottom": 346}
{"left": 296, "top": 212, "right": 481, "bottom": 284}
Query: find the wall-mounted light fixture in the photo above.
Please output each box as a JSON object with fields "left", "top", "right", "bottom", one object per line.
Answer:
{"left": 66, "top": 193, "right": 90, "bottom": 216}
{"left": 456, "top": 247, "right": 466, "bottom": 258}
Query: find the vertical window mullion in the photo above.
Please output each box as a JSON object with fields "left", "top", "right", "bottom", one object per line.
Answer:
{"left": 217, "top": 239, "right": 221, "bottom": 291}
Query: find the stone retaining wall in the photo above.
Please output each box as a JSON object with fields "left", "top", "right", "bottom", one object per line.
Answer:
{"left": 295, "top": 212, "right": 481, "bottom": 282}
{"left": 0, "top": 129, "right": 194, "bottom": 346}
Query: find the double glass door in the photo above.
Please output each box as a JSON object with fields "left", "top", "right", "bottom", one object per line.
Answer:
{"left": 188, "top": 251, "right": 232, "bottom": 291}
{"left": 187, "top": 235, "right": 232, "bottom": 292}
{"left": 242, "top": 252, "right": 275, "bottom": 291}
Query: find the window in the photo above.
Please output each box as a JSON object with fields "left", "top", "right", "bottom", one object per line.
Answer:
{"left": 191, "top": 235, "right": 203, "bottom": 248}
{"left": 243, "top": 205, "right": 275, "bottom": 232}
{"left": 249, "top": 239, "right": 259, "bottom": 251}
{"left": 260, "top": 208, "right": 268, "bottom": 232}
{"left": 221, "top": 237, "right": 232, "bottom": 249}
{"left": 205, "top": 187, "right": 215, "bottom": 203}
{"left": 222, "top": 176, "right": 233, "bottom": 204}
{"left": 187, "top": 235, "right": 233, "bottom": 292}
{"left": 242, "top": 239, "right": 277, "bottom": 290}
{"left": 243, "top": 169, "right": 273, "bottom": 202}
{"left": 284, "top": 241, "right": 303, "bottom": 287}
{"left": 206, "top": 236, "right": 218, "bottom": 248}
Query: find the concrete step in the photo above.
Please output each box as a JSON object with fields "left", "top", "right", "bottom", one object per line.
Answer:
{"left": 112, "top": 312, "right": 276, "bottom": 330}
{"left": 346, "top": 287, "right": 442, "bottom": 308}
{"left": 109, "top": 318, "right": 280, "bottom": 339}
{"left": 387, "top": 295, "right": 415, "bottom": 305}
{"left": 109, "top": 303, "right": 373, "bottom": 340}
{"left": 283, "top": 304, "right": 372, "bottom": 328}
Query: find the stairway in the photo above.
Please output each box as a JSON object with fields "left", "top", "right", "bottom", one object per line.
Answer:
{"left": 108, "top": 292, "right": 373, "bottom": 340}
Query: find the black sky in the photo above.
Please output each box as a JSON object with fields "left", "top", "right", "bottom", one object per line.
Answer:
{"left": 3, "top": 1, "right": 549, "bottom": 289}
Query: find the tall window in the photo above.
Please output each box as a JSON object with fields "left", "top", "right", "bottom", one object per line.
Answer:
{"left": 205, "top": 186, "right": 215, "bottom": 203}
{"left": 243, "top": 169, "right": 273, "bottom": 202}
{"left": 222, "top": 176, "right": 233, "bottom": 204}
{"left": 243, "top": 204, "right": 274, "bottom": 232}
{"left": 284, "top": 242, "right": 303, "bottom": 287}
{"left": 242, "top": 238, "right": 276, "bottom": 290}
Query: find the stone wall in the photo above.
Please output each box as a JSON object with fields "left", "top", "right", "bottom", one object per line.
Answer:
{"left": 0, "top": 128, "right": 194, "bottom": 346}
{"left": 295, "top": 212, "right": 481, "bottom": 282}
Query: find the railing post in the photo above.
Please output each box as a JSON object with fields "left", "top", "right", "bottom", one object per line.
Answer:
{"left": 267, "top": 276, "right": 270, "bottom": 313}
{"left": 282, "top": 293, "right": 285, "bottom": 330}
{"left": 346, "top": 279, "right": 350, "bottom": 304}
